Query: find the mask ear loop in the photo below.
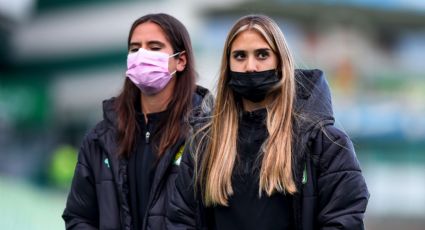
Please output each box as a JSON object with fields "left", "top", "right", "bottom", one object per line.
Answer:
{"left": 170, "top": 70, "right": 177, "bottom": 76}
{"left": 169, "top": 50, "right": 186, "bottom": 58}
{"left": 170, "top": 50, "right": 187, "bottom": 76}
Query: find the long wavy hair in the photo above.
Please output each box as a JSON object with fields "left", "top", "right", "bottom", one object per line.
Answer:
{"left": 115, "top": 13, "right": 196, "bottom": 158}
{"left": 199, "top": 15, "right": 296, "bottom": 206}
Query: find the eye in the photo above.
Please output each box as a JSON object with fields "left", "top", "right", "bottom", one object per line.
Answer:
{"left": 149, "top": 46, "right": 162, "bottom": 51}
{"left": 129, "top": 47, "right": 139, "bottom": 53}
{"left": 256, "top": 49, "right": 270, "bottom": 60}
{"left": 232, "top": 51, "right": 246, "bottom": 61}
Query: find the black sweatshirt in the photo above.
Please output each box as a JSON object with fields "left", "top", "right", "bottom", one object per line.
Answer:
{"left": 212, "top": 108, "right": 293, "bottom": 230}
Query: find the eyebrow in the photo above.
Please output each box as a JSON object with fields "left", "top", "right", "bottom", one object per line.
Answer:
{"left": 129, "top": 40, "right": 166, "bottom": 47}
{"left": 254, "top": 48, "right": 272, "bottom": 52}
{"left": 231, "top": 50, "right": 245, "bottom": 54}
{"left": 231, "top": 48, "right": 272, "bottom": 54}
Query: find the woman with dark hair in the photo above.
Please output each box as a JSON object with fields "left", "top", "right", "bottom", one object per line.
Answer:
{"left": 62, "top": 13, "right": 213, "bottom": 230}
{"left": 168, "top": 14, "right": 369, "bottom": 230}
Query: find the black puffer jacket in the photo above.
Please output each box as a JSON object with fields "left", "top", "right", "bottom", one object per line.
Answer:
{"left": 167, "top": 69, "right": 370, "bottom": 230}
{"left": 62, "top": 86, "right": 213, "bottom": 230}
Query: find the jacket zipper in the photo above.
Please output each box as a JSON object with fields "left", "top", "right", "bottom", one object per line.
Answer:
{"left": 145, "top": 122, "right": 151, "bottom": 144}
{"left": 141, "top": 139, "right": 184, "bottom": 230}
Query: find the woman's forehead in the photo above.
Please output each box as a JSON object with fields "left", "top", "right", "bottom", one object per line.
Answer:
{"left": 130, "top": 22, "right": 170, "bottom": 46}
{"left": 231, "top": 30, "right": 270, "bottom": 51}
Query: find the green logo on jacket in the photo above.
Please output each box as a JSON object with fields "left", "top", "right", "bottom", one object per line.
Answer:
{"left": 173, "top": 145, "right": 185, "bottom": 166}
{"left": 104, "top": 158, "right": 110, "bottom": 168}
{"left": 302, "top": 163, "right": 307, "bottom": 184}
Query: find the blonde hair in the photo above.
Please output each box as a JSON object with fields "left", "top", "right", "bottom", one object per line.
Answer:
{"left": 199, "top": 15, "right": 296, "bottom": 206}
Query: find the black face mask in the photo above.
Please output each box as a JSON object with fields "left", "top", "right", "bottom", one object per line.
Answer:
{"left": 228, "top": 69, "right": 280, "bottom": 102}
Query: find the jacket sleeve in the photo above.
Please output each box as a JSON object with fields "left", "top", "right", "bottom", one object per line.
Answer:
{"left": 62, "top": 137, "right": 99, "bottom": 230}
{"left": 313, "top": 125, "right": 370, "bottom": 230}
{"left": 166, "top": 143, "right": 199, "bottom": 230}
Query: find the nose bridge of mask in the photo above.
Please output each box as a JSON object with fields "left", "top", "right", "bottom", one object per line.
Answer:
{"left": 140, "top": 48, "right": 181, "bottom": 60}
{"left": 128, "top": 48, "right": 170, "bottom": 70}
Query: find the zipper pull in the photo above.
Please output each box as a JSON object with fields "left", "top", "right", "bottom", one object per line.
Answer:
{"left": 145, "top": 131, "right": 150, "bottom": 144}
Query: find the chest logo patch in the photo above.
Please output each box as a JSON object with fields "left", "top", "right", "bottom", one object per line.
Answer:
{"left": 104, "top": 158, "right": 110, "bottom": 168}
{"left": 173, "top": 145, "right": 185, "bottom": 166}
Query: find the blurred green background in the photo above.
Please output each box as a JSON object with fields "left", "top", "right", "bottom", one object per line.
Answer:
{"left": 1, "top": 0, "right": 424, "bottom": 229}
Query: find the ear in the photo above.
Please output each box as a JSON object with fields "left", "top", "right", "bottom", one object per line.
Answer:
{"left": 176, "top": 51, "right": 187, "bottom": 72}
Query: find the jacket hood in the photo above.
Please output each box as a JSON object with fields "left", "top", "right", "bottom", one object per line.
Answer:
{"left": 101, "top": 96, "right": 118, "bottom": 129}
{"left": 290, "top": 69, "right": 335, "bottom": 193}
{"left": 294, "top": 69, "right": 334, "bottom": 133}
{"left": 188, "top": 86, "right": 214, "bottom": 128}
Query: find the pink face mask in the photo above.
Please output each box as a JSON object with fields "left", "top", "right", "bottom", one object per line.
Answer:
{"left": 126, "top": 48, "right": 180, "bottom": 95}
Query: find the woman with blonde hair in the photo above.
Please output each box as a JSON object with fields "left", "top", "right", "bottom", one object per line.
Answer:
{"left": 168, "top": 14, "right": 369, "bottom": 230}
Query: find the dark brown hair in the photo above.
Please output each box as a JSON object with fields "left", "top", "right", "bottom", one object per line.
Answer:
{"left": 115, "top": 13, "right": 196, "bottom": 158}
